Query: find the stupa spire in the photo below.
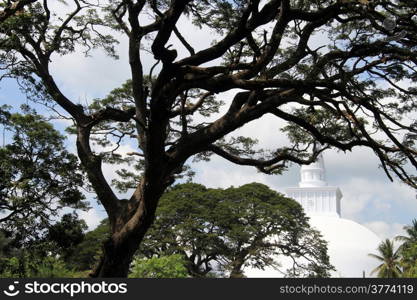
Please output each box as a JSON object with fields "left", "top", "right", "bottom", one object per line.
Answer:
{"left": 286, "top": 151, "right": 342, "bottom": 218}
{"left": 299, "top": 153, "right": 327, "bottom": 187}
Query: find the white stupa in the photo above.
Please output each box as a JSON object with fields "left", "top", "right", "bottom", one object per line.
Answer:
{"left": 244, "top": 152, "right": 381, "bottom": 278}
{"left": 286, "top": 153, "right": 342, "bottom": 218}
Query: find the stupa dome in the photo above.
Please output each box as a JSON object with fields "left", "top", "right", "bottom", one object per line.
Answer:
{"left": 243, "top": 215, "right": 381, "bottom": 277}
{"left": 309, "top": 216, "right": 381, "bottom": 277}
{"left": 244, "top": 152, "right": 381, "bottom": 277}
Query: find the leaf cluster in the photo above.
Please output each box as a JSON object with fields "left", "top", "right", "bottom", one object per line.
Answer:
{"left": 140, "top": 182, "right": 334, "bottom": 277}
{"left": 0, "top": 106, "right": 88, "bottom": 244}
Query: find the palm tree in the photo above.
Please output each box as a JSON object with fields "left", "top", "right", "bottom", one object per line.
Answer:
{"left": 395, "top": 219, "right": 417, "bottom": 248}
{"left": 395, "top": 219, "right": 417, "bottom": 276}
{"left": 368, "top": 239, "right": 402, "bottom": 278}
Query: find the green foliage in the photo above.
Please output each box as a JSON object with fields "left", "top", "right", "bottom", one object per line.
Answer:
{"left": 47, "top": 213, "right": 88, "bottom": 260}
{"left": 396, "top": 219, "right": 417, "bottom": 278}
{"left": 129, "top": 254, "right": 188, "bottom": 278}
{"left": 0, "top": 216, "right": 105, "bottom": 277}
{"left": 0, "top": 106, "right": 88, "bottom": 245}
{"left": 66, "top": 219, "right": 110, "bottom": 271}
{"left": 0, "top": 252, "right": 78, "bottom": 278}
{"left": 401, "top": 243, "right": 417, "bottom": 278}
{"left": 0, "top": 231, "right": 9, "bottom": 255}
{"left": 0, "top": 213, "right": 88, "bottom": 278}
{"left": 368, "top": 219, "right": 417, "bottom": 278}
{"left": 68, "top": 79, "right": 198, "bottom": 193}
{"left": 141, "top": 183, "right": 334, "bottom": 278}
{"left": 282, "top": 108, "right": 367, "bottom": 147}
{"left": 369, "top": 239, "right": 403, "bottom": 278}
{"left": 396, "top": 219, "right": 417, "bottom": 248}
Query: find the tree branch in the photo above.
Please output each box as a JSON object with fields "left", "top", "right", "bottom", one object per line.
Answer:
{"left": 207, "top": 144, "right": 327, "bottom": 174}
{"left": 0, "top": 0, "right": 36, "bottom": 23}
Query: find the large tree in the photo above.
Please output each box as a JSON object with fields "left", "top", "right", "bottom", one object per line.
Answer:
{"left": 0, "top": 106, "right": 88, "bottom": 245}
{"left": 0, "top": 212, "right": 87, "bottom": 278}
{"left": 0, "top": 0, "right": 416, "bottom": 277}
{"left": 140, "top": 183, "right": 333, "bottom": 278}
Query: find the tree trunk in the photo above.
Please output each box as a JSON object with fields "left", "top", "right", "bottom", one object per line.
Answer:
{"left": 89, "top": 220, "right": 153, "bottom": 278}
{"left": 186, "top": 261, "right": 212, "bottom": 278}
{"left": 229, "top": 269, "right": 245, "bottom": 278}
{"left": 89, "top": 180, "right": 166, "bottom": 277}
{"left": 93, "top": 237, "right": 139, "bottom": 277}
{"left": 229, "top": 259, "right": 246, "bottom": 278}
{"left": 89, "top": 213, "right": 156, "bottom": 277}
{"left": 78, "top": 110, "right": 177, "bottom": 277}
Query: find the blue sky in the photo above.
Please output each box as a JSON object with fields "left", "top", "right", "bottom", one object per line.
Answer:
{"left": 1, "top": 5, "right": 416, "bottom": 243}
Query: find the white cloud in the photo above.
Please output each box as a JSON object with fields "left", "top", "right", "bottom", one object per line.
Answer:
{"left": 193, "top": 157, "right": 268, "bottom": 189}
{"left": 339, "top": 177, "right": 416, "bottom": 221}
{"left": 98, "top": 142, "right": 141, "bottom": 198}
{"left": 169, "top": 15, "right": 219, "bottom": 60}
{"left": 363, "top": 221, "right": 406, "bottom": 240}
{"left": 79, "top": 208, "right": 105, "bottom": 230}
{"left": 47, "top": 10, "right": 220, "bottom": 104}
{"left": 49, "top": 40, "right": 132, "bottom": 101}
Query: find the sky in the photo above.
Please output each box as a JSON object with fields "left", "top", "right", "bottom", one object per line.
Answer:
{"left": 1, "top": 2, "right": 416, "bottom": 246}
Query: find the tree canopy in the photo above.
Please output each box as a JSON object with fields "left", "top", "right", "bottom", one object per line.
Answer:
{"left": 66, "top": 218, "right": 110, "bottom": 272}
{"left": 0, "top": 212, "right": 88, "bottom": 278}
{"left": 46, "top": 213, "right": 88, "bottom": 261}
{"left": 0, "top": 0, "right": 416, "bottom": 277}
{"left": 140, "top": 183, "right": 333, "bottom": 278}
{"left": 0, "top": 105, "right": 88, "bottom": 245}
{"left": 129, "top": 254, "right": 189, "bottom": 278}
